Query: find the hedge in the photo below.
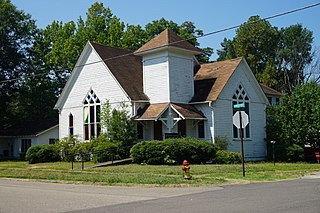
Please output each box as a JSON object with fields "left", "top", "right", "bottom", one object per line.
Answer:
{"left": 130, "top": 138, "right": 216, "bottom": 165}
{"left": 25, "top": 144, "right": 60, "bottom": 164}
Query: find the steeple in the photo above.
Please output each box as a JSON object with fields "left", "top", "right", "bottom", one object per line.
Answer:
{"left": 135, "top": 29, "right": 201, "bottom": 104}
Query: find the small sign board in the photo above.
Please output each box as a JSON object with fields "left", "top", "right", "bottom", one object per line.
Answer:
{"left": 233, "top": 111, "right": 249, "bottom": 129}
{"left": 233, "top": 103, "right": 245, "bottom": 111}
{"left": 165, "top": 133, "right": 180, "bottom": 139}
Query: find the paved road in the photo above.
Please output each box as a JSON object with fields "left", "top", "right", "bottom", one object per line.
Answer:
{"left": 0, "top": 175, "right": 319, "bottom": 213}
{"left": 0, "top": 179, "right": 221, "bottom": 213}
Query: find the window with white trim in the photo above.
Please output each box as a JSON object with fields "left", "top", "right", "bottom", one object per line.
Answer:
{"left": 232, "top": 84, "right": 250, "bottom": 139}
{"left": 83, "top": 89, "right": 101, "bottom": 140}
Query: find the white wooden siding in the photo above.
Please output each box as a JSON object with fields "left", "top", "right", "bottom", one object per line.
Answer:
{"left": 59, "top": 47, "right": 130, "bottom": 139}
{"left": 168, "top": 55, "right": 194, "bottom": 103}
{"left": 214, "top": 62, "right": 267, "bottom": 160}
{"left": 143, "top": 53, "right": 169, "bottom": 104}
{"left": 37, "top": 126, "right": 59, "bottom": 145}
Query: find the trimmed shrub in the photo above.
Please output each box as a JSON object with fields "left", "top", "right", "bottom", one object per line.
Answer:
{"left": 286, "top": 144, "right": 304, "bottom": 162}
{"left": 130, "top": 138, "right": 216, "bottom": 165}
{"left": 214, "top": 150, "right": 241, "bottom": 164}
{"left": 25, "top": 144, "right": 60, "bottom": 164}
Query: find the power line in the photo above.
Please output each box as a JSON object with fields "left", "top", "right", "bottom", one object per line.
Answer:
{"left": 1, "top": 2, "right": 320, "bottom": 84}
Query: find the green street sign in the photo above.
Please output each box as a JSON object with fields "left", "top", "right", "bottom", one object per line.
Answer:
{"left": 233, "top": 103, "right": 245, "bottom": 110}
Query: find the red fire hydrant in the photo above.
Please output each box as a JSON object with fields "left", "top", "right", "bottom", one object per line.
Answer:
{"left": 182, "top": 160, "right": 192, "bottom": 180}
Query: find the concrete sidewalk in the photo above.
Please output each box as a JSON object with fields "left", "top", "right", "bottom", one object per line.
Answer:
{"left": 0, "top": 179, "right": 222, "bottom": 213}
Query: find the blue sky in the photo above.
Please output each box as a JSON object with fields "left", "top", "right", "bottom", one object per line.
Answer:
{"left": 11, "top": 0, "right": 320, "bottom": 59}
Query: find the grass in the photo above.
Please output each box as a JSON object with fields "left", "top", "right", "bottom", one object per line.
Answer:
{"left": 0, "top": 161, "right": 319, "bottom": 186}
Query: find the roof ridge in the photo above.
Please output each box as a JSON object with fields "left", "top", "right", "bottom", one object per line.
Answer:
{"left": 90, "top": 41, "right": 134, "bottom": 53}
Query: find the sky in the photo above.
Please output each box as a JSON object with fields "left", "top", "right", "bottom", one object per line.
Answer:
{"left": 10, "top": 0, "right": 320, "bottom": 59}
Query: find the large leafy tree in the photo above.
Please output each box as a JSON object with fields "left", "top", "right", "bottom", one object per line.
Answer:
{"left": 277, "top": 24, "right": 313, "bottom": 92}
{"left": 217, "top": 16, "right": 313, "bottom": 92}
{"left": 0, "top": 0, "right": 37, "bottom": 125}
{"left": 274, "top": 82, "right": 320, "bottom": 148}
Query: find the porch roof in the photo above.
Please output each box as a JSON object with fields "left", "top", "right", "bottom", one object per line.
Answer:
{"left": 135, "top": 103, "right": 206, "bottom": 121}
{"left": 0, "top": 119, "right": 58, "bottom": 137}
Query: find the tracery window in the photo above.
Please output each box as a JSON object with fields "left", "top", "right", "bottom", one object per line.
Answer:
{"left": 83, "top": 89, "right": 101, "bottom": 140}
{"left": 232, "top": 84, "right": 250, "bottom": 139}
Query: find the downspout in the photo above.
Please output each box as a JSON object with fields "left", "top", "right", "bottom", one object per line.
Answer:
{"left": 208, "top": 101, "right": 215, "bottom": 144}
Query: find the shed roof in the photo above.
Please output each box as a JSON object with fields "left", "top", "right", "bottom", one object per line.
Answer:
{"left": 260, "top": 84, "right": 282, "bottom": 97}
{"left": 0, "top": 119, "right": 58, "bottom": 137}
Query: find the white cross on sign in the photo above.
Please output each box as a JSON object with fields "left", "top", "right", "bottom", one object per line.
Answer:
{"left": 233, "top": 111, "right": 249, "bottom": 129}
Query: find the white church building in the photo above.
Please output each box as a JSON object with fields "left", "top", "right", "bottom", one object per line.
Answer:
{"left": 54, "top": 29, "right": 269, "bottom": 161}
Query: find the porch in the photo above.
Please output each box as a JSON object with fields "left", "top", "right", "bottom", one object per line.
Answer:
{"left": 135, "top": 103, "right": 207, "bottom": 140}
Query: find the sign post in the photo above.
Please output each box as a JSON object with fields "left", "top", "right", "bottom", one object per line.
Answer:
{"left": 233, "top": 103, "right": 248, "bottom": 177}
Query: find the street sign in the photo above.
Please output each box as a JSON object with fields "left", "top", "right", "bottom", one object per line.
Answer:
{"left": 233, "top": 111, "right": 249, "bottom": 129}
{"left": 233, "top": 103, "right": 245, "bottom": 111}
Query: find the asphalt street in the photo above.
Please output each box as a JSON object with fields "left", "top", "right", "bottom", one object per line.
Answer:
{"left": 0, "top": 174, "right": 319, "bottom": 213}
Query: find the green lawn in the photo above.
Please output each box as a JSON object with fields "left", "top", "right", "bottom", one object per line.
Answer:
{"left": 0, "top": 161, "right": 319, "bottom": 186}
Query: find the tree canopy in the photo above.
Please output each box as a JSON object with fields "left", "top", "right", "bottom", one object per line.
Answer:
{"left": 0, "top": 0, "right": 38, "bottom": 125}
{"left": 217, "top": 16, "right": 314, "bottom": 93}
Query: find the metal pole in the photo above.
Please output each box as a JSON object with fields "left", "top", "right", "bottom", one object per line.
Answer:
{"left": 239, "top": 111, "right": 245, "bottom": 177}
{"left": 72, "top": 156, "right": 74, "bottom": 170}
{"left": 81, "top": 154, "right": 84, "bottom": 170}
{"left": 273, "top": 143, "right": 275, "bottom": 166}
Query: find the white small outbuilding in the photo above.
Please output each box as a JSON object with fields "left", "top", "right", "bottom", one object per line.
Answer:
{"left": 55, "top": 29, "right": 269, "bottom": 161}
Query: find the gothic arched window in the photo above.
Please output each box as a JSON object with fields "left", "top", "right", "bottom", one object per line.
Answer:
{"left": 83, "top": 89, "right": 101, "bottom": 140}
{"left": 232, "top": 84, "right": 250, "bottom": 139}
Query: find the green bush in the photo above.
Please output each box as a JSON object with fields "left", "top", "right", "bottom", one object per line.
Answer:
{"left": 130, "top": 138, "right": 215, "bottom": 165}
{"left": 214, "top": 136, "right": 229, "bottom": 150}
{"left": 286, "top": 144, "right": 304, "bottom": 162}
{"left": 56, "top": 136, "right": 81, "bottom": 161}
{"left": 214, "top": 150, "right": 241, "bottom": 164}
{"left": 25, "top": 144, "right": 60, "bottom": 164}
{"left": 91, "top": 135, "right": 121, "bottom": 163}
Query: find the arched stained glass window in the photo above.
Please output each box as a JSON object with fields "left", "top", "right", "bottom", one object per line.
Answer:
{"left": 232, "top": 84, "right": 250, "bottom": 139}
{"left": 83, "top": 89, "right": 101, "bottom": 140}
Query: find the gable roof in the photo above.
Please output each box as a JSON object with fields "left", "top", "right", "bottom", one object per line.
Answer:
{"left": 91, "top": 42, "right": 148, "bottom": 101}
{"left": 0, "top": 119, "right": 58, "bottom": 137}
{"left": 260, "top": 84, "right": 282, "bottom": 97}
{"left": 55, "top": 42, "right": 149, "bottom": 110}
{"left": 191, "top": 57, "right": 243, "bottom": 102}
{"left": 135, "top": 103, "right": 206, "bottom": 121}
{"left": 135, "top": 29, "right": 201, "bottom": 55}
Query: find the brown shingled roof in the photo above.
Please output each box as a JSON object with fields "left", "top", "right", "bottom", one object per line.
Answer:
{"left": 135, "top": 103, "right": 169, "bottom": 120}
{"left": 135, "top": 103, "right": 205, "bottom": 120}
{"left": 260, "top": 84, "right": 282, "bottom": 97}
{"left": 91, "top": 42, "right": 148, "bottom": 101}
{"left": 135, "top": 29, "right": 201, "bottom": 54}
{"left": 171, "top": 103, "right": 206, "bottom": 119}
{"left": 191, "top": 57, "right": 243, "bottom": 102}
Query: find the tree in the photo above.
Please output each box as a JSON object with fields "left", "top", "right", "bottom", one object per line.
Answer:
{"left": 100, "top": 101, "right": 136, "bottom": 146}
{"left": 0, "top": 0, "right": 38, "bottom": 125}
{"left": 277, "top": 24, "right": 313, "bottom": 93}
{"left": 217, "top": 16, "right": 314, "bottom": 92}
{"left": 217, "top": 38, "right": 236, "bottom": 61}
{"left": 275, "top": 82, "right": 320, "bottom": 148}
{"left": 234, "top": 16, "right": 279, "bottom": 80}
